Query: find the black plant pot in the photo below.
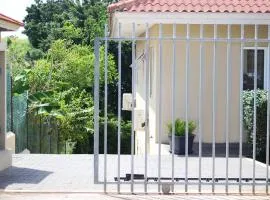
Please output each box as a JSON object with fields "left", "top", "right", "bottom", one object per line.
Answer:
{"left": 169, "top": 135, "right": 195, "bottom": 155}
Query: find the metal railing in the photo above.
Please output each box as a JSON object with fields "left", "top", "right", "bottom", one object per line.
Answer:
{"left": 94, "top": 23, "right": 270, "bottom": 194}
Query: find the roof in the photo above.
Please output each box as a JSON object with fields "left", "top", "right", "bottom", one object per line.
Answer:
{"left": 0, "top": 13, "right": 24, "bottom": 27}
{"left": 108, "top": 0, "right": 270, "bottom": 13}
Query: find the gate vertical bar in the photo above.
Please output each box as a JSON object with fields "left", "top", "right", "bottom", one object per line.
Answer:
{"left": 94, "top": 38, "right": 100, "bottom": 184}
{"left": 225, "top": 24, "right": 231, "bottom": 193}
{"left": 117, "top": 22, "right": 122, "bottom": 193}
{"left": 104, "top": 24, "right": 108, "bottom": 193}
{"left": 171, "top": 23, "right": 176, "bottom": 193}
{"left": 185, "top": 23, "right": 190, "bottom": 193}
{"left": 239, "top": 24, "right": 244, "bottom": 193}
{"left": 198, "top": 24, "right": 204, "bottom": 193}
{"left": 212, "top": 24, "right": 217, "bottom": 193}
{"left": 266, "top": 24, "right": 270, "bottom": 194}
{"left": 252, "top": 24, "right": 258, "bottom": 194}
{"left": 158, "top": 23, "right": 163, "bottom": 193}
{"left": 144, "top": 23, "right": 150, "bottom": 194}
{"left": 131, "top": 22, "right": 136, "bottom": 194}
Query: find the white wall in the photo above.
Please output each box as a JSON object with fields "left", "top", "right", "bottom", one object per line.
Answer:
{"left": 135, "top": 24, "right": 268, "bottom": 154}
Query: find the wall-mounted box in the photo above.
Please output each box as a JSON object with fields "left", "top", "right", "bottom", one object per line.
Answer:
{"left": 122, "top": 93, "right": 133, "bottom": 111}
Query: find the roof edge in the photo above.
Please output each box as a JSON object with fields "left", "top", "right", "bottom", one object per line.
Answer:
{"left": 0, "top": 13, "right": 24, "bottom": 27}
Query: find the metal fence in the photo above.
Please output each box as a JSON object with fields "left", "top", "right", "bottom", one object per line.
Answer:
{"left": 94, "top": 23, "right": 270, "bottom": 194}
{"left": 6, "top": 68, "right": 70, "bottom": 154}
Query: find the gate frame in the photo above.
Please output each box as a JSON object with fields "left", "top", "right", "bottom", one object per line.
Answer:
{"left": 94, "top": 23, "right": 270, "bottom": 194}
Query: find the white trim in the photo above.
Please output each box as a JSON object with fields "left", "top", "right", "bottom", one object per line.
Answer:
{"left": 149, "top": 46, "right": 154, "bottom": 98}
{"left": 111, "top": 12, "right": 270, "bottom": 36}
{"left": 116, "top": 12, "right": 270, "bottom": 24}
{"left": 0, "top": 19, "right": 21, "bottom": 31}
{"left": 243, "top": 47, "right": 269, "bottom": 90}
{"left": 0, "top": 42, "right": 7, "bottom": 51}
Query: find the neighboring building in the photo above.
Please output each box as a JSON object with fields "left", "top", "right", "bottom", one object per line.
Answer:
{"left": 0, "top": 13, "right": 23, "bottom": 171}
{"left": 108, "top": 0, "right": 270, "bottom": 154}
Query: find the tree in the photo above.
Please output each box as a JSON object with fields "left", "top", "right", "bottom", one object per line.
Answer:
{"left": 12, "top": 0, "right": 133, "bottom": 153}
{"left": 23, "top": 0, "right": 111, "bottom": 51}
{"left": 6, "top": 37, "right": 32, "bottom": 76}
{"left": 13, "top": 39, "right": 117, "bottom": 144}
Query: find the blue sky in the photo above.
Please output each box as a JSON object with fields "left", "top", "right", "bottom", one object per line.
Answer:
{"left": 0, "top": 0, "right": 35, "bottom": 38}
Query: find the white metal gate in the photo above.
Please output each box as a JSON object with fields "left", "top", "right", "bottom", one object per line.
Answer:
{"left": 94, "top": 23, "right": 270, "bottom": 194}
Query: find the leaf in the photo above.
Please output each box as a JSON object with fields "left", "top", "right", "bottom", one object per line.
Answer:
{"left": 28, "top": 91, "right": 54, "bottom": 102}
{"left": 14, "top": 74, "right": 25, "bottom": 82}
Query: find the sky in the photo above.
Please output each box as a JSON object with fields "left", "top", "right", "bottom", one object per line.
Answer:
{"left": 0, "top": 0, "right": 35, "bottom": 38}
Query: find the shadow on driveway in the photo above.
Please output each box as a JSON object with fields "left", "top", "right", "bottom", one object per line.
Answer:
{"left": 0, "top": 166, "right": 52, "bottom": 189}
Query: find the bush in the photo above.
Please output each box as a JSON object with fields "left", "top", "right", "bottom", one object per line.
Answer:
{"left": 243, "top": 90, "right": 269, "bottom": 162}
{"left": 167, "top": 119, "right": 196, "bottom": 136}
{"left": 73, "top": 116, "right": 132, "bottom": 154}
{"left": 98, "top": 116, "right": 132, "bottom": 154}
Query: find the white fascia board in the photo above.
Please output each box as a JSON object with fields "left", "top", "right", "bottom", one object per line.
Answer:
{"left": 0, "top": 19, "right": 21, "bottom": 31}
{"left": 0, "top": 42, "right": 7, "bottom": 51}
{"left": 116, "top": 12, "right": 270, "bottom": 24}
{"left": 111, "top": 13, "right": 119, "bottom": 37}
{"left": 110, "top": 12, "right": 270, "bottom": 36}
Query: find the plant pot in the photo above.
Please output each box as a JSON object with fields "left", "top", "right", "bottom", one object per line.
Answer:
{"left": 169, "top": 135, "right": 195, "bottom": 155}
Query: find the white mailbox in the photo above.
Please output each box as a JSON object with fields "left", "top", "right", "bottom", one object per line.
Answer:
{"left": 134, "top": 109, "right": 145, "bottom": 131}
{"left": 122, "top": 93, "right": 133, "bottom": 111}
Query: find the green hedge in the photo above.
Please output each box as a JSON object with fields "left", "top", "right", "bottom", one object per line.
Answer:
{"left": 243, "top": 90, "right": 269, "bottom": 162}
{"left": 73, "top": 116, "right": 132, "bottom": 154}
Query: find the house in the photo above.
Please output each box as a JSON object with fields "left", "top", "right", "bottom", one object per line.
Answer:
{"left": 0, "top": 13, "right": 23, "bottom": 170}
{"left": 108, "top": 0, "right": 270, "bottom": 155}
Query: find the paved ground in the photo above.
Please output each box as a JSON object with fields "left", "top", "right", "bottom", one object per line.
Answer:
{"left": 191, "top": 143, "right": 250, "bottom": 157}
{"left": 0, "top": 154, "right": 269, "bottom": 194}
{"left": 0, "top": 193, "right": 270, "bottom": 200}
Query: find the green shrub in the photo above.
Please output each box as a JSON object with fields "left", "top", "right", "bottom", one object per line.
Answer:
{"left": 167, "top": 119, "right": 196, "bottom": 136}
{"left": 98, "top": 116, "right": 132, "bottom": 154}
{"left": 243, "top": 90, "right": 269, "bottom": 162}
{"left": 74, "top": 115, "right": 132, "bottom": 154}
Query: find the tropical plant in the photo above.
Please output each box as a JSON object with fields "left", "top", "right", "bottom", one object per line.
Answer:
{"left": 9, "top": 0, "right": 133, "bottom": 154}
{"left": 12, "top": 39, "right": 116, "bottom": 146}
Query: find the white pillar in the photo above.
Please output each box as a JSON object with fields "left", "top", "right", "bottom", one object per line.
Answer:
{"left": 0, "top": 50, "right": 6, "bottom": 150}
{"left": 0, "top": 47, "right": 11, "bottom": 171}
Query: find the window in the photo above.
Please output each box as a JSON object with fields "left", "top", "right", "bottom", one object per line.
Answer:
{"left": 243, "top": 48, "right": 268, "bottom": 90}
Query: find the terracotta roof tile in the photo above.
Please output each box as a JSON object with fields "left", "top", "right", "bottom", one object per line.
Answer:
{"left": 108, "top": 0, "right": 270, "bottom": 13}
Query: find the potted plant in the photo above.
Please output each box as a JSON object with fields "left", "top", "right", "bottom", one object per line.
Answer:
{"left": 167, "top": 119, "right": 196, "bottom": 155}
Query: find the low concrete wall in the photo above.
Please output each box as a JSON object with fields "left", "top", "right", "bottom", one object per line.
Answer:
{"left": 0, "top": 150, "right": 12, "bottom": 171}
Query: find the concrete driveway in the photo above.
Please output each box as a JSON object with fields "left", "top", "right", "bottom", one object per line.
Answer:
{"left": 0, "top": 154, "right": 269, "bottom": 194}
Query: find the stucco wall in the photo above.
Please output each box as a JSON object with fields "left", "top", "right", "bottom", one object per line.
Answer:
{"left": 135, "top": 37, "right": 158, "bottom": 154}
{"left": 135, "top": 24, "right": 268, "bottom": 154}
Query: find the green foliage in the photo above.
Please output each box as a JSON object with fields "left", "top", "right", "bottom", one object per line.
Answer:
{"left": 23, "top": 0, "right": 110, "bottom": 51}
{"left": 167, "top": 119, "right": 196, "bottom": 136}
{"left": 98, "top": 116, "right": 132, "bottom": 154}
{"left": 242, "top": 90, "right": 269, "bottom": 162}
{"left": 6, "top": 37, "right": 32, "bottom": 76}
{"left": 12, "top": 69, "right": 31, "bottom": 95}
{"left": 10, "top": 0, "right": 133, "bottom": 154}
{"left": 25, "top": 40, "right": 116, "bottom": 92}
{"left": 56, "top": 88, "right": 94, "bottom": 142}
{"left": 12, "top": 39, "right": 116, "bottom": 145}
{"left": 73, "top": 116, "right": 132, "bottom": 154}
